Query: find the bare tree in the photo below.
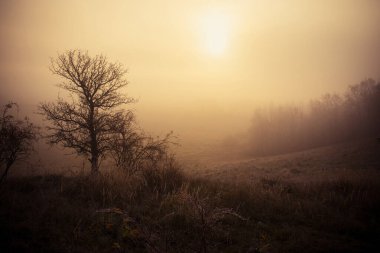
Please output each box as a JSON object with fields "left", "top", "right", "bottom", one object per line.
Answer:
{"left": 39, "top": 50, "right": 134, "bottom": 174}
{"left": 0, "top": 103, "right": 37, "bottom": 184}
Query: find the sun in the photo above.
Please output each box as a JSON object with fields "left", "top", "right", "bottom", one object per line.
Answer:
{"left": 200, "top": 9, "right": 232, "bottom": 56}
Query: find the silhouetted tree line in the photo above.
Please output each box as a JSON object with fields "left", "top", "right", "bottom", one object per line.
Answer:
{"left": 246, "top": 79, "right": 380, "bottom": 156}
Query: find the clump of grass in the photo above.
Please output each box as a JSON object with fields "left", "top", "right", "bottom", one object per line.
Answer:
{"left": 139, "top": 156, "right": 184, "bottom": 195}
{"left": 157, "top": 183, "right": 245, "bottom": 252}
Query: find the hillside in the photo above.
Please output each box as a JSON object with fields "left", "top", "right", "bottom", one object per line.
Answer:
{"left": 188, "top": 138, "right": 380, "bottom": 183}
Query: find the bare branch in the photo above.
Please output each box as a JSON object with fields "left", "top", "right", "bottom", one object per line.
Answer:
{"left": 40, "top": 50, "right": 135, "bottom": 174}
{"left": 1, "top": 103, "right": 38, "bottom": 184}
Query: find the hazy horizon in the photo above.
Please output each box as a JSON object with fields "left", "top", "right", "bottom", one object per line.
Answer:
{"left": 1, "top": 0, "right": 380, "bottom": 146}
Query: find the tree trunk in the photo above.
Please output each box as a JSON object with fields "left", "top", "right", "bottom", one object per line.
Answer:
{"left": 0, "top": 165, "right": 10, "bottom": 185}
{"left": 0, "top": 159, "right": 14, "bottom": 185}
{"left": 88, "top": 104, "right": 99, "bottom": 174}
{"left": 90, "top": 155, "right": 99, "bottom": 174}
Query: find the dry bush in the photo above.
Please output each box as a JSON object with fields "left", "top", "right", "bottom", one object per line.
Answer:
{"left": 0, "top": 103, "right": 38, "bottom": 185}
{"left": 110, "top": 123, "right": 175, "bottom": 176}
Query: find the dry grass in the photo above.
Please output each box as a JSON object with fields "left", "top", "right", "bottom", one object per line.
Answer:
{"left": 188, "top": 138, "right": 380, "bottom": 183}
{"left": 0, "top": 146, "right": 379, "bottom": 252}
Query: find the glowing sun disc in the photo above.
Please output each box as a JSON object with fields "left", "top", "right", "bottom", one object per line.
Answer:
{"left": 200, "top": 10, "right": 232, "bottom": 56}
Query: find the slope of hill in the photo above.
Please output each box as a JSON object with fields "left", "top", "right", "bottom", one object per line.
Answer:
{"left": 188, "top": 138, "right": 380, "bottom": 183}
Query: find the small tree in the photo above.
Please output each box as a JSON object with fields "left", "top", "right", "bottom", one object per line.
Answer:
{"left": 110, "top": 111, "right": 173, "bottom": 175}
{"left": 39, "top": 50, "right": 134, "bottom": 174}
{"left": 0, "top": 103, "right": 37, "bottom": 184}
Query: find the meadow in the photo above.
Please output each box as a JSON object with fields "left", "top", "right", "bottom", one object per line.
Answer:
{"left": 1, "top": 139, "right": 379, "bottom": 253}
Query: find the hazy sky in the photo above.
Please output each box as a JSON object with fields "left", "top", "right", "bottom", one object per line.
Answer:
{"left": 1, "top": 0, "right": 380, "bottom": 141}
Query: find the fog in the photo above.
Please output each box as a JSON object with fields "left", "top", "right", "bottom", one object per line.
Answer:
{"left": 1, "top": 0, "right": 380, "bottom": 169}
{"left": 241, "top": 79, "right": 380, "bottom": 156}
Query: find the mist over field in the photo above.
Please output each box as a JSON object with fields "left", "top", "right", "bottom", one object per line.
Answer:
{"left": 6, "top": 78, "right": 380, "bottom": 173}
{"left": 1, "top": 0, "right": 380, "bottom": 166}
{"left": 1, "top": 1, "right": 380, "bottom": 252}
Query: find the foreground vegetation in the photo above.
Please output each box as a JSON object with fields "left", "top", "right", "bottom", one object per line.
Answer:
{"left": 1, "top": 156, "right": 379, "bottom": 253}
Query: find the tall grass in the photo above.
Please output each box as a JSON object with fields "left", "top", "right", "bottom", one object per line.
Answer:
{"left": 0, "top": 163, "right": 379, "bottom": 252}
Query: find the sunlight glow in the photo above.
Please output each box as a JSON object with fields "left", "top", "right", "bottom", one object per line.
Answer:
{"left": 200, "top": 10, "right": 232, "bottom": 56}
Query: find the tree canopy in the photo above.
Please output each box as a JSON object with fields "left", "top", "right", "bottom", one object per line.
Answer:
{"left": 39, "top": 50, "right": 134, "bottom": 174}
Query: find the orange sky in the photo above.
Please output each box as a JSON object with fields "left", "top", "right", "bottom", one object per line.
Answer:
{"left": 1, "top": 0, "right": 380, "bottom": 141}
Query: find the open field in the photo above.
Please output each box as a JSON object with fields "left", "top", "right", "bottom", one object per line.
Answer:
{"left": 1, "top": 139, "right": 379, "bottom": 252}
{"left": 186, "top": 138, "right": 380, "bottom": 182}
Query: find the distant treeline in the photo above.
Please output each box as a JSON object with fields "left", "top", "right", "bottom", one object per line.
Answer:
{"left": 246, "top": 78, "right": 380, "bottom": 156}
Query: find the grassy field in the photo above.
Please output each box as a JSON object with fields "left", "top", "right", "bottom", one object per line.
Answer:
{"left": 1, "top": 140, "right": 379, "bottom": 252}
